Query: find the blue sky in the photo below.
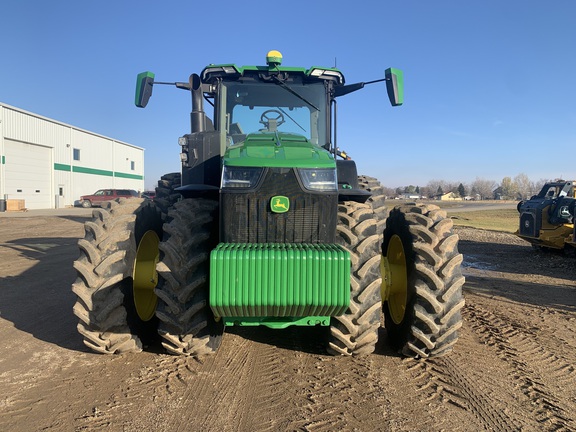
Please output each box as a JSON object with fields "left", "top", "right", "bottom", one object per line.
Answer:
{"left": 2, "top": 0, "right": 575, "bottom": 190}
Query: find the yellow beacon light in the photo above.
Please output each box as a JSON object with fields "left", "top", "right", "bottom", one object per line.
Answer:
{"left": 266, "top": 50, "right": 283, "bottom": 66}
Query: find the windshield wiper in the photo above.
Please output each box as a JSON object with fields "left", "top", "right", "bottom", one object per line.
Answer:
{"left": 271, "top": 76, "right": 319, "bottom": 111}
{"left": 276, "top": 107, "right": 306, "bottom": 132}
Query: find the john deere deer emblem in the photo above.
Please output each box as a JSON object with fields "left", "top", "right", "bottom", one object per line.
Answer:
{"left": 271, "top": 196, "right": 290, "bottom": 213}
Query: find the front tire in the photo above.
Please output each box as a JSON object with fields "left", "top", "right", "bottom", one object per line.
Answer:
{"left": 327, "top": 201, "right": 382, "bottom": 356}
{"left": 72, "top": 198, "right": 164, "bottom": 353}
{"left": 155, "top": 198, "right": 224, "bottom": 357}
{"left": 382, "top": 203, "right": 465, "bottom": 358}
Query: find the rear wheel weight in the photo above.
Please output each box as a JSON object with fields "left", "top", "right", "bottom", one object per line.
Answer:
{"left": 155, "top": 198, "right": 224, "bottom": 357}
{"left": 328, "top": 201, "right": 381, "bottom": 356}
{"left": 382, "top": 203, "right": 465, "bottom": 358}
{"left": 72, "top": 198, "right": 164, "bottom": 353}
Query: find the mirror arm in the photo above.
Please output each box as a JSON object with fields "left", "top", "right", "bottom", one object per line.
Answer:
{"left": 152, "top": 81, "right": 191, "bottom": 90}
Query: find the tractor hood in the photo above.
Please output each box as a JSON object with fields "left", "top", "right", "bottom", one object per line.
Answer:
{"left": 223, "top": 133, "right": 335, "bottom": 169}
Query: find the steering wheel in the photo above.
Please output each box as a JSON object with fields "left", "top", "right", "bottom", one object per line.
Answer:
{"left": 259, "top": 109, "right": 285, "bottom": 128}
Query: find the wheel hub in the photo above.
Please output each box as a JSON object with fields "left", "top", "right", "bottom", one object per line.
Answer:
{"left": 133, "top": 230, "right": 160, "bottom": 321}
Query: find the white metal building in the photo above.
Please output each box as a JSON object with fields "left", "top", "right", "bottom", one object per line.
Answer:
{"left": 0, "top": 103, "right": 144, "bottom": 209}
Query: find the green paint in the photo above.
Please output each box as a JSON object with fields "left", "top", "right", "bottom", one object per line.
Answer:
{"left": 209, "top": 243, "right": 350, "bottom": 324}
{"left": 135, "top": 71, "right": 155, "bottom": 108}
{"left": 54, "top": 163, "right": 71, "bottom": 171}
{"left": 115, "top": 171, "right": 144, "bottom": 180}
{"left": 223, "top": 316, "right": 330, "bottom": 329}
{"left": 224, "top": 133, "right": 335, "bottom": 169}
{"left": 72, "top": 166, "right": 114, "bottom": 176}
{"left": 53, "top": 163, "right": 143, "bottom": 180}
{"left": 2, "top": 156, "right": 4, "bottom": 164}
{"left": 385, "top": 67, "right": 404, "bottom": 106}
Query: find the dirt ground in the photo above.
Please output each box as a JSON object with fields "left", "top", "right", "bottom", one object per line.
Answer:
{"left": 1, "top": 210, "right": 575, "bottom": 432}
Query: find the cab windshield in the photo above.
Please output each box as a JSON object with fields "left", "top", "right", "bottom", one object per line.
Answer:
{"left": 220, "top": 81, "right": 328, "bottom": 147}
{"left": 537, "top": 182, "right": 573, "bottom": 199}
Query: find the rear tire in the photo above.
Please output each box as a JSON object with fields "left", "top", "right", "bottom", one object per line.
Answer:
{"left": 327, "top": 201, "right": 382, "bottom": 356}
{"left": 382, "top": 203, "right": 465, "bottom": 358}
{"left": 72, "top": 198, "right": 164, "bottom": 353}
{"left": 358, "top": 175, "right": 387, "bottom": 235}
{"left": 154, "top": 172, "right": 181, "bottom": 216}
{"left": 155, "top": 198, "right": 224, "bottom": 357}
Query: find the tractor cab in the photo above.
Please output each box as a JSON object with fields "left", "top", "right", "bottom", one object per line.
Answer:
{"left": 517, "top": 180, "right": 576, "bottom": 249}
{"left": 135, "top": 51, "right": 403, "bottom": 200}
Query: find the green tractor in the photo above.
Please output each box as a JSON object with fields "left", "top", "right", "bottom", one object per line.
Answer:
{"left": 72, "top": 51, "right": 465, "bottom": 358}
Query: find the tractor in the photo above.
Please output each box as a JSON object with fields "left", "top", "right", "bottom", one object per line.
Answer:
{"left": 72, "top": 51, "right": 465, "bottom": 358}
{"left": 516, "top": 180, "right": 576, "bottom": 250}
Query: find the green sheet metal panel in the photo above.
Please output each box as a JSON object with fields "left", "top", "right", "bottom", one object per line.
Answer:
{"left": 210, "top": 243, "right": 350, "bottom": 318}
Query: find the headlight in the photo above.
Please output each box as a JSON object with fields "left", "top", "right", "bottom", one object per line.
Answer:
{"left": 221, "top": 166, "right": 263, "bottom": 188}
{"left": 298, "top": 168, "right": 337, "bottom": 192}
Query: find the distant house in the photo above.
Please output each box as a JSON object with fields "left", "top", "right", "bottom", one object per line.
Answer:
{"left": 436, "top": 192, "right": 462, "bottom": 201}
{"left": 402, "top": 193, "right": 422, "bottom": 200}
{"left": 493, "top": 186, "right": 504, "bottom": 200}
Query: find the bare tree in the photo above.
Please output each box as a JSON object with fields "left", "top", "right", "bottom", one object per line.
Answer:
{"left": 532, "top": 178, "right": 549, "bottom": 197}
{"left": 512, "top": 173, "right": 531, "bottom": 200}
{"left": 471, "top": 177, "right": 497, "bottom": 200}
{"left": 381, "top": 186, "right": 396, "bottom": 198}
{"left": 426, "top": 179, "right": 446, "bottom": 197}
{"left": 419, "top": 186, "right": 432, "bottom": 199}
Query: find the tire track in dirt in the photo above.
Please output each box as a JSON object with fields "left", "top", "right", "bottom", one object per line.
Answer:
{"left": 73, "top": 334, "right": 258, "bottom": 431}
{"left": 281, "top": 337, "right": 396, "bottom": 432}
{"left": 146, "top": 328, "right": 303, "bottom": 432}
{"left": 465, "top": 302, "right": 576, "bottom": 431}
{"left": 401, "top": 354, "right": 520, "bottom": 432}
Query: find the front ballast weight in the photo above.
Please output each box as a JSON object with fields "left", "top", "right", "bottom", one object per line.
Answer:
{"left": 209, "top": 243, "right": 352, "bottom": 329}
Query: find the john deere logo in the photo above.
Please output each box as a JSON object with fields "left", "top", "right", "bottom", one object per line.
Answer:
{"left": 271, "top": 196, "right": 290, "bottom": 213}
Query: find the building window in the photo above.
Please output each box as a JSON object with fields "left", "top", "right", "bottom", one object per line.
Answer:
{"left": 131, "top": 161, "right": 135, "bottom": 171}
{"left": 73, "top": 148, "right": 81, "bottom": 161}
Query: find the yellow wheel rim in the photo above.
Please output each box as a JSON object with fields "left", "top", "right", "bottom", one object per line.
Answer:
{"left": 133, "top": 230, "right": 160, "bottom": 321}
{"left": 382, "top": 234, "right": 408, "bottom": 325}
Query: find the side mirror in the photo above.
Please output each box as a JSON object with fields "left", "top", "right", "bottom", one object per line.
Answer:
{"left": 135, "top": 71, "right": 155, "bottom": 108}
{"left": 385, "top": 68, "right": 404, "bottom": 106}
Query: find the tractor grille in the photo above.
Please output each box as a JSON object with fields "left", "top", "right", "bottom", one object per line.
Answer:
{"left": 220, "top": 168, "right": 337, "bottom": 243}
{"left": 519, "top": 211, "right": 537, "bottom": 237}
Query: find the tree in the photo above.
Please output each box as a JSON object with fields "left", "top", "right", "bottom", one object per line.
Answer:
{"left": 500, "top": 176, "right": 518, "bottom": 200}
{"left": 419, "top": 186, "right": 432, "bottom": 199}
{"left": 427, "top": 179, "right": 446, "bottom": 197}
{"left": 382, "top": 186, "right": 396, "bottom": 198}
{"left": 514, "top": 173, "right": 533, "bottom": 200}
{"left": 437, "top": 186, "right": 444, "bottom": 195}
{"left": 471, "top": 177, "right": 497, "bottom": 200}
{"left": 457, "top": 183, "right": 466, "bottom": 198}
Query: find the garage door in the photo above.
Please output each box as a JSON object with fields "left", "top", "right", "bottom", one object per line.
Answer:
{"left": 5, "top": 140, "right": 52, "bottom": 209}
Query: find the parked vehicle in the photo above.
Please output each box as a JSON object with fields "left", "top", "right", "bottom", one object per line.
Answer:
{"left": 142, "top": 191, "right": 156, "bottom": 199}
{"left": 78, "top": 189, "right": 139, "bottom": 208}
{"left": 516, "top": 180, "right": 576, "bottom": 250}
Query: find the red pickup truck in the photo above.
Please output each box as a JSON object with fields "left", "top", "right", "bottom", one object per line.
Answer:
{"left": 79, "top": 189, "right": 139, "bottom": 208}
